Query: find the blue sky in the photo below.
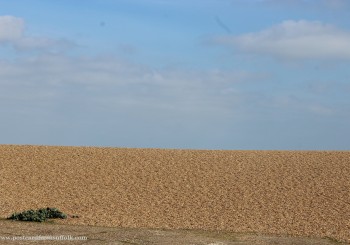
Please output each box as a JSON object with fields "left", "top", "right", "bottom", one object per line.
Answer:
{"left": 0, "top": 0, "right": 349, "bottom": 150}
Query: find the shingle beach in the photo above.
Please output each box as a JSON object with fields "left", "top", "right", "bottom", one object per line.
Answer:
{"left": 0, "top": 145, "right": 349, "bottom": 242}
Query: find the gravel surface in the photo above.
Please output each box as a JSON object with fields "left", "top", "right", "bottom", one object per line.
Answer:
{"left": 0, "top": 145, "right": 349, "bottom": 242}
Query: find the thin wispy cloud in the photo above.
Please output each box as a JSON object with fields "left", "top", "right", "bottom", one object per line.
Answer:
{"left": 1, "top": 51, "right": 341, "bottom": 128}
{"left": 215, "top": 20, "right": 350, "bottom": 60}
{"left": 258, "top": 0, "right": 350, "bottom": 10}
{"left": 0, "top": 54, "right": 262, "bottom": 115}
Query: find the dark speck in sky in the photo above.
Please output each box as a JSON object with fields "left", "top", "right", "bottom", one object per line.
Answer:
{"left": 215, "top": 16, "right": 231, "bottom": 34}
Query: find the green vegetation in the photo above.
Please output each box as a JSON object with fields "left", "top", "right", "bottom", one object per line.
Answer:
{"left": 7, "top": 207, "right": 67, "bottom": 222}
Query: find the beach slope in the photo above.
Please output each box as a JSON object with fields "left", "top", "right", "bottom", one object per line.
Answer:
{"left": 0, "top": 145, "right": 349, "bottom": 242}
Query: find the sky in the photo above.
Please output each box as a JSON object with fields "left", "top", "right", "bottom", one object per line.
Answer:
{"left": 0, "top": 0, "right": 349, "bottom": 150}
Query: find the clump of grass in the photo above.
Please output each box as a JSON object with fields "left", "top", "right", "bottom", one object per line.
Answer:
{"left": 7, "top": 207, "right": 67, "bottom": 222}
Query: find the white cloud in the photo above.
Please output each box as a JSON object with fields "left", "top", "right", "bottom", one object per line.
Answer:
{"left": 0, "top": 15, "right": 74, "bottom": 53}
{"left": 216, "top": 20, "right": 350, "bottom": 60}
{"left": 0, "top": 16, "right": 24, "bottom": 42}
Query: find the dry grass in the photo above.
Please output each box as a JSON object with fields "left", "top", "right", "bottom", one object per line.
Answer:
{"left": 0, "top": 145, "right": 349, "bottom": 242}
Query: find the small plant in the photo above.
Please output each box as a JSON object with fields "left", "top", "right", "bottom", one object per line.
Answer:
{"left": 7, "top": 207, "right": 67, "bottom": 222}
